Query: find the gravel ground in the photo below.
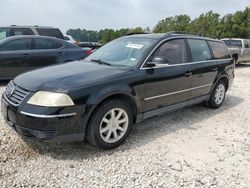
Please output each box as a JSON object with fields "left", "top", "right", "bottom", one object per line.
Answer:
{"left": 0, "top": 65, "right": 250, "bottom": 187}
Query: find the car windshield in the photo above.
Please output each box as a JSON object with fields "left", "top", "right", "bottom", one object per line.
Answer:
{"left": 85, "top": 37, "right": 156, "bottom": 67}
{"left": 222, "top": 40, "right": 242, "bottom": 48}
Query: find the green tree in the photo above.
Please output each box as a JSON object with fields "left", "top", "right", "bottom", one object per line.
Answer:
{"left": 153, "top": 15, "right": 191, "bottom": 33}
{"left": 189, "top": 11, "right": 221, "bottom": 38}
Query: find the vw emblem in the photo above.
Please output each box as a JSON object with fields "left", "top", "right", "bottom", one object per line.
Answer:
{"left": 5, "top": 81, "right": 15, "bottom": 98}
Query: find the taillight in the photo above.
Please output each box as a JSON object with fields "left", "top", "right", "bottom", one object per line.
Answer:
{"left": 85, "top": 50, "right": 92, "bottom": 56}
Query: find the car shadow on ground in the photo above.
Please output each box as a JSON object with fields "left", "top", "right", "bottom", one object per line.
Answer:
{"left": 23, "top": 94, "right": 244, "bottom": 160}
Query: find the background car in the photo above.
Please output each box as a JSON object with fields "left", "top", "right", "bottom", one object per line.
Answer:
{"left": 222, "top": 38, "right": 250, "bottom": 64}
{"left": 0, "top": 25, "right": 65, "bottom": 41}
{"left": 64, "top": 35, "right": 78, "bottom": 45}
{"left": 78, "top": 42, "right": 103, "bottom": 56}
{"left": 0, "top": 35, "right": 85, "bottom": 79}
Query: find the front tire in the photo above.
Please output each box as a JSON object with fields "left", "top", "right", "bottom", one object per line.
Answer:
{"left": 208, "top": 80, "right": 226, "bottom": 109}
{"left": 86, "top": 99, "right": 133, "bottom": 150}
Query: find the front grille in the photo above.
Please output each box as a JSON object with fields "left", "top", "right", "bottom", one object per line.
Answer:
{"left": 4, "top": 81, "right": 30, "bottom": 106}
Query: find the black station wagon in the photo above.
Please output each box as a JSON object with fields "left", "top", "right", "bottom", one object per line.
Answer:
{"left": 1, "top": 32, "right": 235, "bottom": 149}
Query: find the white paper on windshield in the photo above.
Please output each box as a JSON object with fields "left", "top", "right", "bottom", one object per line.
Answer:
{"left": 126, "top": 43, "right": 144, "bottom": 49}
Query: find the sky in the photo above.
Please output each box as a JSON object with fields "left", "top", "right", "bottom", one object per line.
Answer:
{"left": 0, "top": 0, "right": 249, "bottom": 34}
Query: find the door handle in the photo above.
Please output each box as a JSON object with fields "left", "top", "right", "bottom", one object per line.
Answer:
{"left": 58, "top": 51, "right": 64, "bottom": 55}
{"left": 185, "top": 71, "right": 192, "bottom": 77}
{"left": 212, "top": 67, "right": 218, "bottom": 72}
{"left": 23, "top": 53, "right": 30, "bottom": 58}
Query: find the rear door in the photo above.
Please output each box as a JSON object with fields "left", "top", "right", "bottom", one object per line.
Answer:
{"left": 0, "top": 38, "right": 32, "bottom": 79}
{"left": 31, "top": 38, "right": 64, "bottom": 67}
{"left": 187, "top": 39, "right": 217, "bottom": 99}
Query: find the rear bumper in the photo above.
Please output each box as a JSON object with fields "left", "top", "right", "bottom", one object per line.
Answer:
{"left": 1, "top": 96, "right": 85, "bottom": 142}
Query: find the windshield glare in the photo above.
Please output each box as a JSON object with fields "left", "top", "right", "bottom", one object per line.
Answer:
{"left": 85, "top": 37, "right": 156, "bottom": 67}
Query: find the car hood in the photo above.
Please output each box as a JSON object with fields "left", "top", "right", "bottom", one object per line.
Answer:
{"left": 14, "top": 61, "right": 134, "bottom": 92}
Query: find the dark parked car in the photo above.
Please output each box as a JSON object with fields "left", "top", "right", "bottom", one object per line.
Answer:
{"left": 0, "top": 35, "right": 85, "bottom": 79}
{"left": 1, "top": 32, "right": 234, "bottom": 149}
{"left": 0, "top": 25, "right": 64, "bottom": 40}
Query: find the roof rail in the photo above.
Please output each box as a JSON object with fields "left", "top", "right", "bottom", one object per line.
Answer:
{"left": 127, "top": 32, "right": 147, "bottom": 36}
{"left": 165, "top": 31, "right": 218, "bottom": 39}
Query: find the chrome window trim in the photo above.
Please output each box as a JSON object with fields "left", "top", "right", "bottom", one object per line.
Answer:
{"left": 20, "top": 111, "right": 77, "bottom": 118}
{"left": 139, "top": 36, "right": 232, "bottom": 69}
{"left": 141, "top": 58, "right": 232, "bottom": 70}
{"left": 144, "top": 83, "right": 213, "bottom": 101}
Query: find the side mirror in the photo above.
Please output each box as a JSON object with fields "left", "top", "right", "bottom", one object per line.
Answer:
{"left": 147, "top": 56, "right": 170, "bottom": 67}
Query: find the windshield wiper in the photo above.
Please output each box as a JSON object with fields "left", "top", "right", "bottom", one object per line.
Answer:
{"left": 90, "top": 59, "right": 112, "bottom": 66}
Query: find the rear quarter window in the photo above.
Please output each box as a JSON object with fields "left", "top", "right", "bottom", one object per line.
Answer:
{"left": 35, "top": 28, "right": 64, "bottom": 39}
{"left": 208, "top": 41, "right": 231, "bottom": 59}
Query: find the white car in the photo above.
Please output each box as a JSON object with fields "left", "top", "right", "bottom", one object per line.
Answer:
{"left": 222, "top": 38, "right": 250, "bottom": 64}
{"left": 64, "top": 35, "right": 78, "bottom": 45}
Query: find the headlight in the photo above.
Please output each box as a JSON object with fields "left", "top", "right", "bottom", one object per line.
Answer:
{"left": 27, "top": 91, "right": 74, "bottom": 107}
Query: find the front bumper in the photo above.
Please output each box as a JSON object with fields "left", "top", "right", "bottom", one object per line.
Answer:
{"left": 1, "top": 96, "right": 85, "bottom": 142}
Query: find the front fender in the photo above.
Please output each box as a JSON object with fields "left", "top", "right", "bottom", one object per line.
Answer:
{"left": 86, "top": 84, "right": 137, "bottom": 105}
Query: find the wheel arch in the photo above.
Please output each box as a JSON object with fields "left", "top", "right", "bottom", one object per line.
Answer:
{"left": 83, "top": 88, "right": 140, "bottom": 137}
{"left": 210, "top": 74, "right": 229, "bottom": 97}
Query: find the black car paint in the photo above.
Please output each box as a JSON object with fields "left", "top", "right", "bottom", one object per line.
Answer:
{"left": 1, "top": 34, "right": 235, "bottom": 142}
{"left": 0, "top": 36, "right": 85, "bottom": 80}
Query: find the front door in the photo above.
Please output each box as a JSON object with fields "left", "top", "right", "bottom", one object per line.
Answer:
{"left": 142, "top": 39, "right": 192, "bottom": 112}
{"left": 0, "top": 38, "right": 32, "bottom": 79}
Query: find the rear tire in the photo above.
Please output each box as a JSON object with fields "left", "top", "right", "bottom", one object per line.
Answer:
{"left": 232, "top": 54, "right": 238, "bottom": 65}
{"left": 208, "top": 80, "right": 226, "bottom": 109}
{"left": 86, "top": 99, "right": 133, "bottom": 150}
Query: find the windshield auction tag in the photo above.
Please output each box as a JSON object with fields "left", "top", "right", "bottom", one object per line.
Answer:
{"left": 126, "top": 43, "right": 144, "bottom": 49}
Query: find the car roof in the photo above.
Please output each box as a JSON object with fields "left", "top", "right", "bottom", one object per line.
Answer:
{"left": 221, "top": 38, "right": 245, "bottom": 40}
{"left": 0, "top": 25, "right": 57, "bottom": 29}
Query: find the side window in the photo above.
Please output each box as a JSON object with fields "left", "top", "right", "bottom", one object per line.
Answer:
{"left": 33, "top": 39, "right": 63, "bottom": 50}
{"left": 35, "top": 28, "right": 64, "bottom": 39}
{"left": 11, "top": 28, "right": 34, "bottom": 36}
{"left": 0, "top": 39, "right": 31, "bottom": 51}
{"left": 208, "top": 41, "right": 231, "bottom": 59}
{"left": 187, "top": 39, "right": 212, "bottom": 62}
{"left": 244, "top": 40, "right": 250, "bottom": 48}
{"left": 153, "top": 39, "right": 187, "bottom": 65}
{"left": 0, "top": 28, "right": 11, "bottom": 40}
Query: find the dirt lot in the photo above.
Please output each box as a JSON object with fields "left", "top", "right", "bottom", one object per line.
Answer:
{"left": 0, "top": 65, "right": 250, "bottom": 187}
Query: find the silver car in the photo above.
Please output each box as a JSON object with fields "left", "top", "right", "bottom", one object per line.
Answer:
{"left": 222, "top": 38, "right": 250, "bottom": 64}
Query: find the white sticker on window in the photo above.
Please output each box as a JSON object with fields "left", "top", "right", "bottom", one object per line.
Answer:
{"left": 126, "top": 43, "right": 144, "bottom": 49}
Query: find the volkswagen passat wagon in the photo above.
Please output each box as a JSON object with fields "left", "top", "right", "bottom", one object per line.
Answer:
{"left": 1, "top": 32, "right": 235, "bottom": 149}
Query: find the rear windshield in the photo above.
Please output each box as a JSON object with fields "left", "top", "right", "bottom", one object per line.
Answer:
{"left": 222, "top": 40, "right": 242, "bottom": 48}
{"left": 35, "top": 28, "right": 64, "bottom": 39}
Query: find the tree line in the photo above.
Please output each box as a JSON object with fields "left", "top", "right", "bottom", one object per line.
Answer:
{"left": 66, "top": 7, "right": 250, "bottom": 44}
